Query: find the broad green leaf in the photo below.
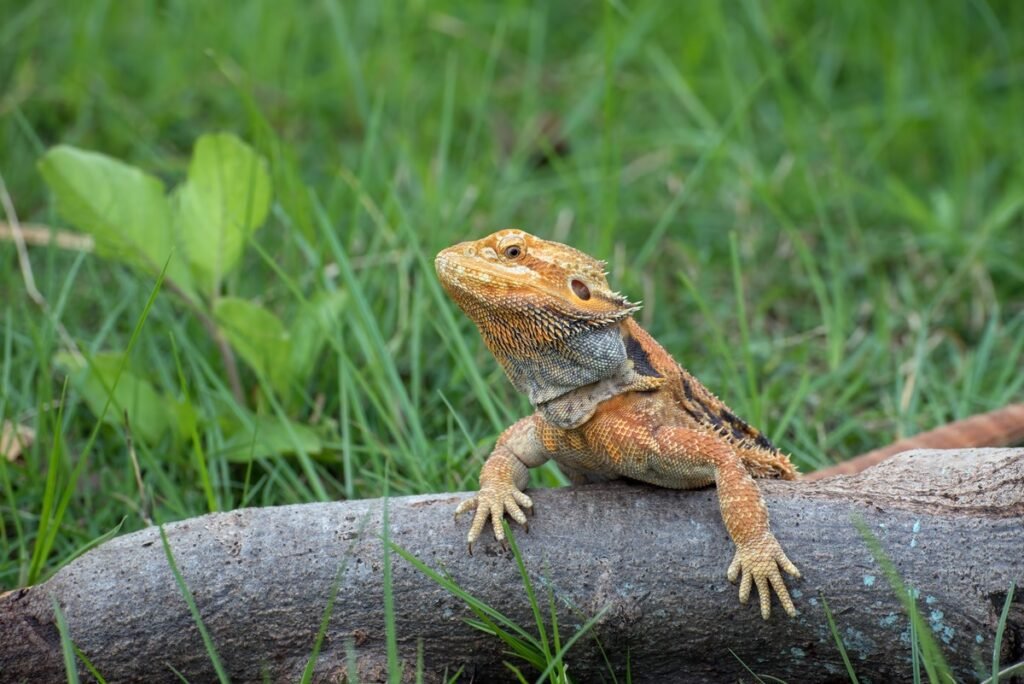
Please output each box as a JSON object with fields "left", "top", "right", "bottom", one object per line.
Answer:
{"left": 174, "top": 399, "right": 199, "bottom": 441}
{"left": 38, "top": 146, "right": 194, "bottom": 296}
{"left": 289, "top": 290, "right": 347, "bottom": 382}
{"left": 220, "top": 413, "right": 322, "bottom": 462}
{"left": 213, "top": 297, "right": 291, "bottom": 395}
{"left": 54, "top": 352, "right": 175, "bottom": 444}
{"left": 176, "top": 133, "right": 272, "bottom": 293}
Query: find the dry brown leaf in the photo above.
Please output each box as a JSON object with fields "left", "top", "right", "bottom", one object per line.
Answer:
{"left": 1, "top": 421, "right": 35, "bottom": 462}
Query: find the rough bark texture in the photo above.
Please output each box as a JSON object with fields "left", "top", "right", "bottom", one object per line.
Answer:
{"left": 2, "top": 448, "right": 1022, "bottom": 683}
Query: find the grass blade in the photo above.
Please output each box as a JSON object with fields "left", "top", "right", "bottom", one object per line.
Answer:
{"left": 854, "top": 518, "right": 954, "bottom": 683}
{"left": 158, "top": 524, "right": 229, "bottom": 683}
{"left": 52, "top": 598, "right": 81, "bottom": 684}
{"left": 989, "top": 581, "right": 1016, "bottom": 684}
{"left": 821, "top": 593, "right": 860, "bottom": 683}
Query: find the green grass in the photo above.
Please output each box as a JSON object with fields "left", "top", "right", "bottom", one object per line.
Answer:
{"left": 1, "top": 0, "right": 1023, "bottom": 676}
{"left": 158, "top": 523, "right": 230, "bottom": 683}
{"left": 393, "top": 523, "right": 609, "bottom": 683}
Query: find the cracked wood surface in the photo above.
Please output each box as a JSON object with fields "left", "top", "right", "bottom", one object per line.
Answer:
{"left": 1, "top": 448, "right": 1022, "bottom": 682}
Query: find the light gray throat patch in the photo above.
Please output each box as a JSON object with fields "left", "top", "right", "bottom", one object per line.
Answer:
{"left": 499, "top": 325, "right": 627, "bottom": 409}
{"left": 497, "top": 324, "right": 660, "bottom": 429}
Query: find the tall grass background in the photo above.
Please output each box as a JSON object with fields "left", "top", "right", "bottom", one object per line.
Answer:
{"left": 1, "top": 0, "right": 1022, "bottom": 590}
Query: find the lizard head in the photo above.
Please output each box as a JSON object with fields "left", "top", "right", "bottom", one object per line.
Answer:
{"left": 436, "top": 229, "right": 656, "bottom": 410}
{"left": 435, "top": 229, "right": 640, "bottom": 344}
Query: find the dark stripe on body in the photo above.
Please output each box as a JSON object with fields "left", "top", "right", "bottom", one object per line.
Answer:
{"left": 624, "top": 333, "right": 662, "bottom": 378}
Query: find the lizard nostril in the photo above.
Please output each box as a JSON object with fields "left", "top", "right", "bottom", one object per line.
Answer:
{"left": 464, "top": 247, "right": 476, "bottom": 256}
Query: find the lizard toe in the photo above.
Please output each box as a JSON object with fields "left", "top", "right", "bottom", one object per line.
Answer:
{"left": 454, "top": 496, "right": 478, "bottom": 520}
{"left": 727, "top": 553, "right": 742, "bottom": 584}
{"left": 754, "top": 574, "right": 771, "bottom": 619}
{"left": 768, "top": 567, "right": 797, "bottom": 617}
{"left": 511, "top": 489, "right": 533, "bottom": 511}
{"left": 737, "top": 562, "right": 753, "bottom": 605}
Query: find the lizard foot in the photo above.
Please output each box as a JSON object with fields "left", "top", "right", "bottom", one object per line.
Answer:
{"left": 454, "top": 485, "right": 533, "bottom": 551}
{"left": 727, "top": 532, "right": 801, "bottom": 619}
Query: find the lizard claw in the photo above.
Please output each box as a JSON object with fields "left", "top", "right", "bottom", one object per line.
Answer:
{"left": 456, "top": 486, "right": 533, "bottom": 550}
{"left": 727, "top": 532, "right": 801, "bottom": 619}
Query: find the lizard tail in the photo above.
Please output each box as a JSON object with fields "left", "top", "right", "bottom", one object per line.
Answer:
{"left": 803, "top": 402, "right": 1024, "bottom": 481}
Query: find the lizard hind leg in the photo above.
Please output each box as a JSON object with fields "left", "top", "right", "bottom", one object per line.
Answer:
{"left": 652, "top": 426, "right": 802, "bottom": 619}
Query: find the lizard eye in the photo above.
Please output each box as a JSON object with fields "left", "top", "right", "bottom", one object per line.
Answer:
{"left": 570, "top": 278, "right": 591, "bottom": 300}
{"left": 503, "top": 245, "right": 523, "bottom": 259}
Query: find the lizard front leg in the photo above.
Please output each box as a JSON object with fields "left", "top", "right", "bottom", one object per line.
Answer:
{"left": 652, "top": 427, "right": 800, "bottom": 619}
{"left": 455, "top": 415, "right": 548, "bottom": 551}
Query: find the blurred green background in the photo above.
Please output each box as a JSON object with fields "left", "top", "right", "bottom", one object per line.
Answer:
{"left": 1, "top": 1, "right": 1022, "bottom": 588}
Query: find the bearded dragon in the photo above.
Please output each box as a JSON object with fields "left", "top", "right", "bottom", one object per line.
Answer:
{"left": 434, "top": 228, "right": 1024, "bottom": 619}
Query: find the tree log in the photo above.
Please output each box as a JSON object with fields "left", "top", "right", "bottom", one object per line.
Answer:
{"left": 2, "top": 448, "right": 1022, "bottom": 682}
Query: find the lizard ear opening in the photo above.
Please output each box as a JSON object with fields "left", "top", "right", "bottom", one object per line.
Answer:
{"left": 570, "top": 278, "right": 591, "bottom": 300}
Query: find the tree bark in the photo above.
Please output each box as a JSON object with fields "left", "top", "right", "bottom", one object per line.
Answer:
{"left": 2, "top": 448, "right": 1022, "bottom": 683}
